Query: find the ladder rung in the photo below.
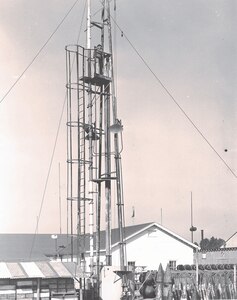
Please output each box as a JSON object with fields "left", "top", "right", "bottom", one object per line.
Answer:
{"left": 67, "top": 197, "right": 78, "bottom": 201}
{"left": 79, "top": 197, "right": 93, "bottom": 201}
{"left": 92, "top": 177, "right": 117, "bottom": 182}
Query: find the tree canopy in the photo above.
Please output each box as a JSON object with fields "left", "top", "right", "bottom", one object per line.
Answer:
{"left": 200, "top": 237, "right": 225, "bottom": 250}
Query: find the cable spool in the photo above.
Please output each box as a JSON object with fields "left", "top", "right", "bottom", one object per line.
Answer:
{"left": 218, "top": 264, "right": 224, "bottom": 270}
{"left": 177, "top": 265, "right": 184, "bottom": 271}
{"left": 211, "top": 264, "right": 217, "bottom": 270}
{"left": 191, "top": 264, "right": 196, "bottom": 270}
{"left": 224, "top": 264, "right": 231, "bottom": 270}
{"left": 204, "top": 265, "right": 211, "bottom": 270}
{"left": 184, "top": 264, "right": 192, "bottom": 271}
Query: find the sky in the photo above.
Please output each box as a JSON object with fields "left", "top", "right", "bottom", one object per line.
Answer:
{"left": 0, "top": 0, "right": 236, "bottom": 246}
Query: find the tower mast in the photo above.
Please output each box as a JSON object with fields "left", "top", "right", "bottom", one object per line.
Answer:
{"left": 190, "top": 191, "right": 197, "bottom": 243}
{"left": 65, "top": 0, "right": 127, "bottom": 297}
{"left": 106, "top": 0, "right": 126, "bottom": 270}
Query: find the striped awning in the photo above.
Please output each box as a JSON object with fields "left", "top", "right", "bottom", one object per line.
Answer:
{"left": 0, "top": 261, "right": 79, "bottom": 279}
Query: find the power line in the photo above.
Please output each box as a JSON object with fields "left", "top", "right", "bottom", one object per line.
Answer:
{"left": 0, "top": 0, "right": 80, "bottom": 105}
{"left": 29, "top": 95, "right": 67, "bottom": 259}
{"left": 111, "top": 16, "right": 237, "bottom": 179}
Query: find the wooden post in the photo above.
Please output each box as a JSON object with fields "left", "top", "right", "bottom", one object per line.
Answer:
{"left": 37, "top": 278, "right": 40, "bottom": 300}
{"left": 234, "top": 265, "right": 236, "bottom": 296}
{"left": 195, "top": 248, "right": 199, "bottom": 288}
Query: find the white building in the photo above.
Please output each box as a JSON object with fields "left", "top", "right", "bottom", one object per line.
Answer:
{"left": 110, "top": 222, "right": 198, "bottom": 269}
{"left": 91, "top": 222, "right": 198, "bottom": 270}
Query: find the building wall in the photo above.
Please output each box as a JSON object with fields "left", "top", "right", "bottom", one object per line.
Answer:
{"left": 0, "top": 278, "right": 76, "bottom": 300}
{"left": 111, "top": 226, "right": 194, "bottom": 269}
{"left": 198, "top": 248, "right": 237, "bottom": 265}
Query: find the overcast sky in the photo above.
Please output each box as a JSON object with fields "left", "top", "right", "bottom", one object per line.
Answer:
{"left": 0, "top": 0, "right": 236, "bottom": 245}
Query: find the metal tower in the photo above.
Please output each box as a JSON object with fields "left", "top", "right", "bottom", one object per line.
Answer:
{"left": 65, "top": 0, "right": 127, "bottom": 286}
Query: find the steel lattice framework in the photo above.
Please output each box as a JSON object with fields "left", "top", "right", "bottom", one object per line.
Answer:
{"left": 65, "top": 2, "right": 127, "bottom": 287}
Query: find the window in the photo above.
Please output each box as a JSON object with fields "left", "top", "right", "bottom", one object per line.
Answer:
{"left": 128, "top": 261, "right": 136, "bottom": 271}
{"left": 169, "top": 260, "right": 176, "bottom": 270}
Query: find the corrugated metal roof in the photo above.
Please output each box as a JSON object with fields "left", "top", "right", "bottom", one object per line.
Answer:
{"left": 0, "top": 261, "right": 77, "bottom": 279}
{"left": 36, "top": 261, "right": 57, "bottom": 278}
{"left": 63, "top": 262, "right": 79, "bottom": 277}
{"left": 49, "top": 262, "right": 72, "bottom": 277}
{"left": 0, "top": 262, "right": 12, "bottom": 278}
{"left": 6, "top": 262, "right": 26, "bottom": 278}
{"left": 21, "top": 262, "right": 44, "bottom": 278}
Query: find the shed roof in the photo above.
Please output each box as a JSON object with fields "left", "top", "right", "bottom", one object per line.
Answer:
{"left": 0, "top": 234, "right": 69, "bottom": 261}
{"left": 0, "top": 261, "right": 78, "bottom": 279}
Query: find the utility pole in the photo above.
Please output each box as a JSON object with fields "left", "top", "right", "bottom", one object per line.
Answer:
{"left": 58, "top": 163, "right": 62, "bottom": 234}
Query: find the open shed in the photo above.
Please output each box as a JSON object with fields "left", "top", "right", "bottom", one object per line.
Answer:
{"left": 0, "top": 261, "right": 78, "bottom": 299}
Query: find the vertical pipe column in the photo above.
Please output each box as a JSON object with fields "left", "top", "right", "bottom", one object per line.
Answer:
{"left": 234, "top": 265, "right": 236, "bottom": 295}
{"left": 76, "top": 46, "right": 81, "bottom": 267}
{"left": 66, "top": 48, "right": 74, "bottom": 262}
{"left": 87, "top": 0, "right": 91, "bottom": 49}
{"left": 88, "top": 65, "right": 94, "bottom": 274}
{"left": 195, "top": 248, "right": 199, "bottom": 288}
{"left": 191, "top": 192, "right": 193, "bottom": 243}
{"left": 87, "top": 0, "right": 94, "bottom": 275}
{"left": 106, "top": 0, "right": 127, "bottom": 269}
{"left": 37, "top": 278, "right": 40, "bottom": 300}
{"left": 114, "top": 138, "right": 125, "bottom": 270}
{"left": 59, "top": 163, "right": 62, "bottom": 234}
{"left": 96, "top": 93, "right": 103, "bottom": 298}
{"left": 87, "top": 0, "right": 94, "bottom": 274}
{"left": 104, "top": 84, "right": 112, "bottom": 266}
{"left": 82, "top": 47, "right": 86, "bottom": 271}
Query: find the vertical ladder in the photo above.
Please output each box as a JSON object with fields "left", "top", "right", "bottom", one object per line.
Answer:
{"left": 77, "top": 48, "right": 86, "bottom": 269}
{"left": 78, "top": 91, "right": 86, "bottom": 264}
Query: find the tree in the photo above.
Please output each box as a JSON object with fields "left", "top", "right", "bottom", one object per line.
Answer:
{"left": 200, "top": 236, "right": 225, "bottom": 250}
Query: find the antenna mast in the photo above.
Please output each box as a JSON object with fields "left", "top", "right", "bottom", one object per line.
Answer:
{"left": 59, "top": 163, "right": 62, "bottom": 234}
{"left": 190, "top": 191, "right": 197, "bottom": 243}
